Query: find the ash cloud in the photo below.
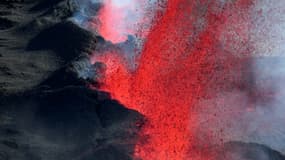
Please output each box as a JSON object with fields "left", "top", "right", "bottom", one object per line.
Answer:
{"left": 237, "top": 0, "right": 285, "bottom": 153}
{"left": 194, "top": 0, "right": 285, "bottom": 156}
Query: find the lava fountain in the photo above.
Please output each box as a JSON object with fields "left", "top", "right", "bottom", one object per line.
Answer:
{"left": 91, "top": 0, "right": 255, "bottom": 159}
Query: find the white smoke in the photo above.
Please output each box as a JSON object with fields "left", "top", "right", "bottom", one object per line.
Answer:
{"left": 71, "top": 0, "right": 160, "bottom": 43}
{"left": 71, "top": 0, "right": 165, "bottom": 71}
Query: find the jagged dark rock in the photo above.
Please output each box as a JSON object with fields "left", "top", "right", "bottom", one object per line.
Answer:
{"left": 0, "top": 85, "right": 144, "bottom": 160}
{"left": 30, "top": 0, "right": 67, "bottom": 11}
{"left": 27, "top": 21, "right": 97, "bottom": 62}
{"left": 0, "top": 17, "right": 16, "bottom": 30}
{"left": 40, "top": 57, "right": 106, "bottom": 89}
{"left": 0, "top": 1, "right": 144, "bottom": 159}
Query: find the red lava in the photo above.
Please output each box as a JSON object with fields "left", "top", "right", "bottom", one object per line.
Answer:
{"left": 92, "top": 0, "right": 254, "bottom": 159}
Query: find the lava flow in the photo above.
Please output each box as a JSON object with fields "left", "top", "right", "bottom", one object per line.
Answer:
{"left": 92, "top": 0, "right": 254, "bottom": 159}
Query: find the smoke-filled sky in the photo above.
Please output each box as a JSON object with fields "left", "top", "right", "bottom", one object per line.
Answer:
{"left": 72, "top": 0, "right": 285, "bottom": 159}
{"left": 190, "top": 0, "right": 285, "bottom": 155}
{"left": 220, "top": 0, "right": 285, "bottom": 152}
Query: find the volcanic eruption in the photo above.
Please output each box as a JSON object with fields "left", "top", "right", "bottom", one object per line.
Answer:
{"left": 86, "top": 0, "right": 285, "bottom": 159}
{"left": 1, "top": 0, "right": 285, "bottom": 159}
{"left": 87, "top": 0, "right": 254, "bottom": 159}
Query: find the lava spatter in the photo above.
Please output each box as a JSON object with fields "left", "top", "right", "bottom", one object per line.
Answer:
{"left": 92, "top": 0, "right": 255, "bottom": 159}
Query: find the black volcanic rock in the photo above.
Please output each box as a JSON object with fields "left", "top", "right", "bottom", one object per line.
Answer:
{"left": 0, "top": 1, "right": 144, "bottom": 158}
{"left": 40, "top": 57, "right": 106, "bottom": 89}
{"left": 79, "top": 145, "right": 132, "bottom": 160}
{"left": 27, "top": 21, "right": 97, "bottom": 61}
{"left": 0, "top": 17, "right": 16, "bottom": 30}
{"left": 30, "top": 0, "right": 67, "bottom": 11}
{"left": 37, "top": 0, "right": 78, "bottom": 20}
{"left": 17, "top": 0, "right": 78, "bottom": 35}
{"left": 0, "top": 85, "right": 143, "bottom": 160}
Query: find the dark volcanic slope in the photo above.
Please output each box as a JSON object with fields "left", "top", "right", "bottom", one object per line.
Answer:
{"left": 0, "top": 0, "right": 144, "bottom": 160}
{"left": 0, "top": 0, "right": 89, "bottom": 93}
{"left": 0, "top": 86, "right": 143, "bottom": 160}
{"left": 0, "top": 0, "right": 61, "bottom": 93}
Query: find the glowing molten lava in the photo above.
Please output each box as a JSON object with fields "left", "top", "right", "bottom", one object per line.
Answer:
{"left": 92, "top": 0, "right": 254, "bottom": 159}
